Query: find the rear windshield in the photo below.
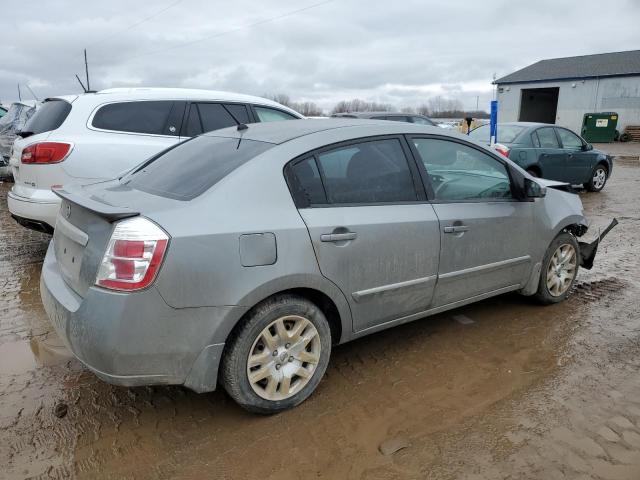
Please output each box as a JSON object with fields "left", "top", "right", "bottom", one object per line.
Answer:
{"left": 23, "top": 99, "right": 71, "bottom": 135}
{"left": 469, "top": 124, "right": 526, "bottom": 144}
{"left": 126, "top": 135, "right": 274, "bottom": 200}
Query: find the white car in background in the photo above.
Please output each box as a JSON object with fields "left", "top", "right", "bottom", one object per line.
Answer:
{"left": 8, "top": 88, "right": 303, "bottom": 233}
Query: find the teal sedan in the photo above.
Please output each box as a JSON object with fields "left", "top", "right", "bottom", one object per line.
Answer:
{"left": 469, "top": 122, "right": 613, "bottom": 192}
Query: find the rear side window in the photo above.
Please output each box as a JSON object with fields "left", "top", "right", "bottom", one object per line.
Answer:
{"left": 24, "top": 100, "right": 71, "bottom": 135}
{"left": 92, "top": 101, "right": 180, "bottom": 135}
{"left": 255, "top": 107, "right": 298, "bottom": 122}
{"left": 184, "top": 103, "right": 249, "bottom": 136}
{"left": 535, "top": 128, "right": 560, "bottom": 148}
{"left": 126, "top": 136, "right": 273, "bottom": 200}
{"left": 289, "top": 157, "right": 326, "bottom": 206}
{"left": 315, "top": 138, "right": 417, "bottom": 204}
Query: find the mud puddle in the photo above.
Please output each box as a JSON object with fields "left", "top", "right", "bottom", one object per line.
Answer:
{"left": 1, "top": 155, "right": 640, "bottom": 479}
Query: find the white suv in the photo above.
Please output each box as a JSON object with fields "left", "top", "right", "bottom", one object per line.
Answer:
{"left": 8, "top": 88, "right": 302, "bottom": 232}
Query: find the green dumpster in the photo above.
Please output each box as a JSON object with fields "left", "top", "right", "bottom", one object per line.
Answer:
{"left": 581, "top": 112, "right": 618, "bottom": 143}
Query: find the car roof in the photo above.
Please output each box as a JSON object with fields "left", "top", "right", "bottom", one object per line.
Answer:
{"left": 332, "top": 111, "right": 418, "bottom": 118}
{"left": 47, "top": 87, "right": 302, "bottom": 117}
{"left": 205, "top": 118, "right": 447, "bottom": 145}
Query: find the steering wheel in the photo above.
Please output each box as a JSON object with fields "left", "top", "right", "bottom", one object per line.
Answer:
{"left": 475, "top": 181, "right": 511, "bottom": 199}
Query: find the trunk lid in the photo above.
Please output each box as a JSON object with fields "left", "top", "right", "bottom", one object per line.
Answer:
{"left": 51, "top": 185, "right": 139, "bottom": 297}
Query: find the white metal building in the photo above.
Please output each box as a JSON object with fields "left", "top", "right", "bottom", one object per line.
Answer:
{"left": 495, "top": 50, "right": 640, "bottom": 134}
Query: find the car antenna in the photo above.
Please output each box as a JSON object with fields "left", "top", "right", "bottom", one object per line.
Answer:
{"left": 236, "top": 123, "right": 248, "bottom": 149}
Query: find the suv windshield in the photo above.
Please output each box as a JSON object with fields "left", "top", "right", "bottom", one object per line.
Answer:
{"left": 23, "top": 99, "right": 71, "bottom": 135}
{"left": 126, "top": 135, "right": 274, "bottom": 200}
{"left": 469, "top": 124, "right": 526, "bottom": 144}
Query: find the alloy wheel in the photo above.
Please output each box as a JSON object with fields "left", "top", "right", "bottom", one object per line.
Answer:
{"left": 546, "top": 243, "right": 577, "bottom": 297}
{"left": 593, "top": 167, "right": 607, "bottom": 190}
{"left": 247, "top": 315, "right": 321, "bottom": 401}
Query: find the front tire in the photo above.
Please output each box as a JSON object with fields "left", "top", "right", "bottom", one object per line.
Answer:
{"left": 221, "top": 294, "right": 332, "bottom": 414}
{"left": 584, "top": 164, "right": 608, "bottom": 192}
{"left": 534, "top": 232, "right": 579, "bottom": 305}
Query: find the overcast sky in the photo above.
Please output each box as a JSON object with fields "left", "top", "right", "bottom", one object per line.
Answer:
{"left": 1, "top": 0, "right": 638, "bottom": 112}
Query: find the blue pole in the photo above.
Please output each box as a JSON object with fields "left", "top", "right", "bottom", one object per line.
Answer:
{"left": 489, "top": 100, "right": 498, "bottom": 145}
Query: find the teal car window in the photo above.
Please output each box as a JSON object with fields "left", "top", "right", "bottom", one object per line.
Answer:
{"left": 557, "top": 128, "right": 583, "bottom": 149}
{"left": 536, "top": 128, "right": 560, "bottom": 148}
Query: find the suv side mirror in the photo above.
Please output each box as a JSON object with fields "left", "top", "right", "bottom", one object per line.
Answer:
{"left": 582, "top": 143, "right": 593, "bottom": 151}
{"left": 525, "top": 177, "right": 546, "bottom": 198}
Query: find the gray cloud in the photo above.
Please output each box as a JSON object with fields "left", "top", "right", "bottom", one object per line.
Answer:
{"left": 1, "top": 0, "right": 638, "bottom": 112}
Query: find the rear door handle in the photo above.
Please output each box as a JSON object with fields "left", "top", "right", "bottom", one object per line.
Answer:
{"left": 320, "top": 232, "right": 357, "bottom": 242}
{"left": 443, "top": 225, "right": 469, "bottom": 234}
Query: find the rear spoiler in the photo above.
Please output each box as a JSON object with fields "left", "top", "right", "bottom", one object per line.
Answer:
{"left": 52, "top": 187, "right": 139, "bottom": 222}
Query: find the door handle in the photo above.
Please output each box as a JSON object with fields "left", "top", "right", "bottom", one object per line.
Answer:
{"left": 320, "top": 232, "right": 357, "bottom": 242}
{"left": 443, "top": 225, "right": 469, "bottom": 234}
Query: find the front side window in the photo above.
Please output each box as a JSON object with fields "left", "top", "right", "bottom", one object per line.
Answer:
{"left": 255, "top": 107, "right": 298, "bottom": 122}
{"left": 315, "top": 138, "right": 417, "bottom": 204}
{"left": 413, "top": 138, "right": 512, "bottom": 201}
{"left": 126, "top": 136, "right": 273, "bottom": 200}
{"left": 535, "top": 127, "right": 560, "bottom": 148}
{"left": 92, "top": 101, "right": 178, "bottom": 135}
{"left": 556, "top": 128, "right": 582, "bottom": 149}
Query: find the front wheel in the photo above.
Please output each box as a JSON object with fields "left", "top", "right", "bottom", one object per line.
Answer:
{"left": 584, "top": 164, "right": 608, "bottom": 192}
{"left": 221, "top": 294, "right": 332, "bottom": 414}
{"left": 534, "top": 232, "right": 579, "bottom": 304}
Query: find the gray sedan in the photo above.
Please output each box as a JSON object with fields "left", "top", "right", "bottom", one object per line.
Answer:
{"left": 41, "top": 119, "right": 611, "bottom": 413}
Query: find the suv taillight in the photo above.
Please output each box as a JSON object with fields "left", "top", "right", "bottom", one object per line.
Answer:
{"left": 494, "top": 143, "right": 510, "bottom": 158}
{"left": 21, "top": 142, "right": 72, "bottom": 164}
{"left": 96, "top": 217, "right": 169, "bottom": 291}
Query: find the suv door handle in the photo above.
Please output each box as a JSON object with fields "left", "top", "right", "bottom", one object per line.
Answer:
{"left": 443, "top": 225, "right": 469, "bottom": 234}
{"left": 320, "top": 232, "right": 357, "bottom": 242}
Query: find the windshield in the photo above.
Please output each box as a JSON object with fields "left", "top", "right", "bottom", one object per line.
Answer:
{"left": 469, "top": 124, "right": 526, "bottom": 143}
{"left": 126, "top": 135, "right": 274, "bottom": 200}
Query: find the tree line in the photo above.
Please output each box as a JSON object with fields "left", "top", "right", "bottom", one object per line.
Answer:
{"left": 266, "top": 93, "right": 489, "bottom": 118}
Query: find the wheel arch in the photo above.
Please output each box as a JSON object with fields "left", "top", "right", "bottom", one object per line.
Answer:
{"left": 216, "top": 274, "right": 352, "bottom": 347}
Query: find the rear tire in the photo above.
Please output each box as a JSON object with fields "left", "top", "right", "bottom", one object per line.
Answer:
{"left": 221, "top": 294, "right": 331, "bottom": 414}
{"left": 534, "top": 232, "right": 579, "bottom": 305}
{"left": 584, "top": 164, "right": 608, "bottom": 192}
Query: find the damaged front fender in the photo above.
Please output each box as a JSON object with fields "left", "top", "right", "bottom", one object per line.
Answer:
{"left": 578, "top": 218, "right": 618, "bottom": 270}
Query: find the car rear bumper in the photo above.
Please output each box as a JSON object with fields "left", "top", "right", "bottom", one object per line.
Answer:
{"left": 40, "top": 242, "right": 247, "bottom": 392}
{"left": 8, "top": 188, "right": 60, "bottom": 232}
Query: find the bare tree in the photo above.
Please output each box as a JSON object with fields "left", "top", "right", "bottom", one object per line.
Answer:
{"left": 330, "top": 98, "right": 394, "bottom": 114}
{"left": 264, "top": 93, "right": 324, "bottom": 116}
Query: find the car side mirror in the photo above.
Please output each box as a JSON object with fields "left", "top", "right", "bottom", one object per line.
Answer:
{"left": 525, "top": 177, "right": 546, "bottom": 198}
{"left": 582, "top": 143, "right": 593, "bottom": 151}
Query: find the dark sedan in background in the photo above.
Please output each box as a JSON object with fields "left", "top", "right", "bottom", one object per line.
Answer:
{"left": 469, "top": 122, "right": 613, "bottom": 192}
{"left": 331, "top": 111, "right": 436, "bottom": 126}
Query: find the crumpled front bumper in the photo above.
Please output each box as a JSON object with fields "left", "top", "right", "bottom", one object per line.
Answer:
{"left": 579, "top": 218, "right": 618, "bottom": 269}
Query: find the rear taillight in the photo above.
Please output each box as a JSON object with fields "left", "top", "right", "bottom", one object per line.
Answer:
{"left": 96, "top": 217, "right": 169, "bottom": 291}
{"left": 21, "top": 142, "right": 72, "bottom": 164}
{"left": 494, "top": 143, "right": 510, "bottom": 158}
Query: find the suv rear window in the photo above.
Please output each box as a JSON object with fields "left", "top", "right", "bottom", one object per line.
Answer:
{"left": 126, "top": 135, "right": 274, "bottom": 200}
{"left": 92, "top": 101, "right": 181, "bottom": 135}
{"left": 23, "top": 99, "right": 71, "bottom": 135}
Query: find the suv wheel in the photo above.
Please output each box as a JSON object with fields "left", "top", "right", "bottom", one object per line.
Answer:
{"left": 221, "top": 294, "right": 331, "bottom": 413}
{"left": 534, "top": 232, "right": 579, "bottom": 304}
{"left": 584, "top": 164, "right": 608, "bottom": 192}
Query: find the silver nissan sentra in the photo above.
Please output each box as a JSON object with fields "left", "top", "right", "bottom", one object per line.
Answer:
{"left": 40, "top": 119, "right": 614, "bottom": 413}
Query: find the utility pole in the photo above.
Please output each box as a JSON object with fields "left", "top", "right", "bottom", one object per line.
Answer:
{"left": 476, "top": 95, "right": 479, "bottom": 111}
{"left": 17, "top": 84, "right": 21, "bottom": 101}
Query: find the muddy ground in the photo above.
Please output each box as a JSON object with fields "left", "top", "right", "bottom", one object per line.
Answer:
{"left": 1, "top": 147, "right": 640, "bottom": 480}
